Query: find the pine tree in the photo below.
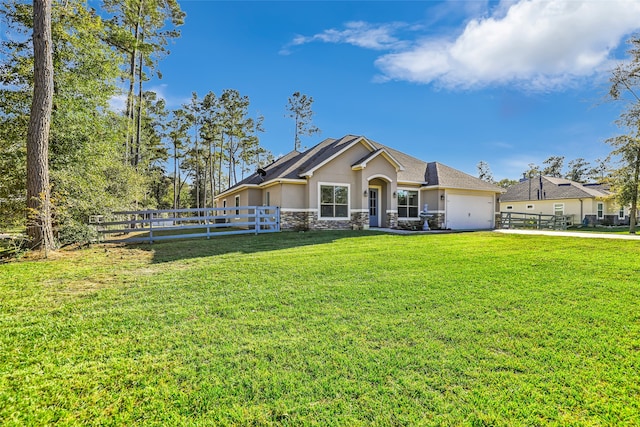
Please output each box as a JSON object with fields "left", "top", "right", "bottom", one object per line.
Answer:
{"left": 286, "top": 91, "right": 320, "bottom": 151}
{"left": 26, "top": 0, "right": 55, "bottom": 251}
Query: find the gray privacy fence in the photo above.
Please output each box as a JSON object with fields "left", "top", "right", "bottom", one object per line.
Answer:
{"left": 90, "top": 206, "right": 280, "bottom": 243}
{"left": 500, "top": 211, "right": 573, "bottom": 231}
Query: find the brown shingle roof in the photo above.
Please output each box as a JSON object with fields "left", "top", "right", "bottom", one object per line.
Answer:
{"left": 500, "top": 176, "right": 610, "bottom": 202}
{"left": 220, "top": 134, "right": 503, "bottom": 195}
{"left": 425, "top": 162, "right": 503, "bottom": 191}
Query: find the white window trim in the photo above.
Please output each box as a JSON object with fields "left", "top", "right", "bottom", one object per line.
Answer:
{"left": 234, "top": 195, "right": 241, "bottom": 217}
{"left": 554, "top": 203, "right": 564, "bottom": 216}
{"left": 618, "top": 206, "right": 625, "bottom": 220}
{"left": 318, "top": 182, "right": 351, "bottom": 220}
{"left": 597, "top": 202, "right": 604, "bottom": 219}
{"left": 397, "top": 188, "right": 420, "bottom": 219}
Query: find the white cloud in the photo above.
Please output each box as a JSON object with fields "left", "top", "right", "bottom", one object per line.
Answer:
{"left": 281, "top": 21, "right": 410, "bottom": 55}
{"left": 375, "top": 0, "right": 640, "bottom": 90}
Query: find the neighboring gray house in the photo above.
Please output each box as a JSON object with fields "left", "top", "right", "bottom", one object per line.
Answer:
{"left": 499, "top": 176, "right": 630, "bottom": 226}
{"left": 215, "top": 134, "right": 503, "bottom": 230}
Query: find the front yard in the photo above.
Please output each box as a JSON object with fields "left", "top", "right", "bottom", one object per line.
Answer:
{"left": 1, "top": 231, "right": 638, "bottom": 425}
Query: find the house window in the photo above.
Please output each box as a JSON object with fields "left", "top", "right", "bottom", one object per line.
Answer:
{"left": 619, "top": 207, "right": 625, "bottom": 219}
{"left": 526, "top": 204, "right": 534, "bottom": 210}
{"left": 320, "top": 184, "right": 349, "bottom": 218}
{"left": 235, "top": 196, "right": 240, "bottom": 216}
{"left": 505, "top": 205, "right": 513, "bottom": 210}
{"left": 597, "top": 202, "right": 604, "bottom": 219}
{"left": 223, "top": 200, "right": 227, "bottom": 215}
{"left": 554, "top": 203, "right": 564, "bottom": 216}
{"left": 397, "top": 190, "right": 419, "bottom": 218}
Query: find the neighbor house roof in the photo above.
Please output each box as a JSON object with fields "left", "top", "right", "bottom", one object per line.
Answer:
{"left": 217, "top": 134, "right": 503, "bottom": 197}
{"left": 500, "top": 176, "right": 610, "bottom": 202}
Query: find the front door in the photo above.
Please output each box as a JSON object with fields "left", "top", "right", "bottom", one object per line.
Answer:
{"left": 369, "top": 188, "right": 379, "bottom": 227}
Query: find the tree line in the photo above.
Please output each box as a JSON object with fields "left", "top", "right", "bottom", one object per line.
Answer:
{"left": 0, "top": 0, "right": 319, "bottom": 251}
{"left": 477, "top": 155, "right": 611, "bottom": 189}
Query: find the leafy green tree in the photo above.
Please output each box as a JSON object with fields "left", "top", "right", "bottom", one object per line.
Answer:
{"left": 496, "top": 178, "right": 518, "bottom": 189}
{"left": 219, "top": 89, "right": 256, "bottom": 187}
{"left": 605, "top": 134, "right": 640, "bottom": 233}
{"left": 523, "top": 163, "right": 540, "bottom": 180}
{"left": 103, "top": 0, "right": 184, "bottom": 165}
{"left": 286, "top": 91, "right": 320, "bottom": 151}
{"left": 0, "top": 74, "right": 28, "bottom": 228}
{"left": 0, "top": 0, "right": 146, "bottom": 245}
{"left": 199, "top": 91, "right": 222, "bottom": 204}
{"left": 476, "top": 160, "right": 494, "bottom": 183}
{"left": 138, "top": 91, "right": 169, "bottom": 208}
{"left": 588, "top": 157, "right": 610, "bottom": 182}
{"left": 183, "top": 93, "right": 200, "bottom": 208}
{"left": 542, "top": 156, "right": 564, "bottom": 177}
{"left": 565, "top": 158, "right": 590, "bottom": 183}
{"left": 167, "top": 108, "right": 190, "bottom": 210}
{"left": 239, "top": 114, "right": 266, "bottom": 181}
{"left": 608, "top": 35, "right": 640, "bottom": 233}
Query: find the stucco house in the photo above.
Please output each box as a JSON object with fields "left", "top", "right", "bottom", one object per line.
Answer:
{"left": 215, "top": 135, "right": 503, "bottom": 231}
{"left": 499, "top": 176, "right": 630, "bottom": 226}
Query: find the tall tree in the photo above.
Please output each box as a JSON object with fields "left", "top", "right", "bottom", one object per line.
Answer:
{"left": 565, "top": 158, "right": 590, "bottom": 183}
{"left": 286, "top": 91, "right": 320, "bottom": 151}
{"left": 103, "top": 0, "right": 184, "bottom": 165}
{"left": 523, "top": 163, "right": 540, "bottom": 180}
{"left": 476, "top": 160, "right": 494, "bottom": 183}
{"left": 167, "top": 108, "right": 189, "bottom": 210}
{"left": 588, "top": 157, "right": 610, "bottom": 182}
{"left": 496, "top": 178, "right": 518, "bottom": 189}
{"left": 608, "top": 35, "right": 640, "bottom": 234}
{"left": 26, "top": 0, "right": 55, "bottom": 251}
{"left": 219, "top": 89, "right": 253, "bottom": 188}
{"left": 606, "top": 134, "right": 640, "bottom": 234}
{"left": 139, "top": 91, "right": 169, "bottom": 208}
{"left": 184, "top": 92, "right": 204, "bottom": 209}
{"left": 199, "top": 91, "right": 221, "bottom": 205}
{"left": 542, "top": 156, "right": 564, "bottom": 177}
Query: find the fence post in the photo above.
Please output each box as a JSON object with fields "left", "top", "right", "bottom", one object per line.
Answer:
{"left": 207, "top": 208, "right": 211, "bottom": 239}
{"left": 254, "top": 207, "right": 259, "bottom": 235}
{"left": 149, "top": 214, "right": 153, "bottom": 244}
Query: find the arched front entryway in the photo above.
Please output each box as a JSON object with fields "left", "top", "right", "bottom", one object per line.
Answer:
{"left": 367, "top": 175, "right": 393, "bottom": 228}
{"left": 368, "top": 185, "right": 382, "bottom": 227}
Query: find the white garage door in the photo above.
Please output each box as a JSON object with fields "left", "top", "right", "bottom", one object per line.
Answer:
{"left": 446, "top": 194, "right": 494, "bottom": 230}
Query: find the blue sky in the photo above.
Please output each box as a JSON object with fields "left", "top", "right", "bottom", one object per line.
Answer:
{"left": 147, "top": 0, "right": 640, "bottom": 181}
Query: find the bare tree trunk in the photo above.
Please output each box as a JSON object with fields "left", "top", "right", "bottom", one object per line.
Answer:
{"left": 629, "top": 149, "right": 640, "bottom": 234}
{"left": 217, "top": 130, "right": 223, "bottom": 194}
{"left": 125, "top": 1, "right": 143, "bottom": 164}
{"left": 27, "top": 0, "right": 56, "bottom": 252}
{"left": 173, "top": 143, "right": 179, "bottom": 212}
{"left": 194, "top": 122, "right": 200, "bottom": 209}
{"left": 135, "top": 40, "right": 144, "bottom": 168}
{"left": 208, "top": 140, "right": 215, "bottom": 207}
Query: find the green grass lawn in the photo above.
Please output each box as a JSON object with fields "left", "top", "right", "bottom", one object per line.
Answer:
{"left": 1, "top": 231, "right": 639, "bottom": 426}
{"left": 567, "top": 226, "right": 632, "bottom": 235}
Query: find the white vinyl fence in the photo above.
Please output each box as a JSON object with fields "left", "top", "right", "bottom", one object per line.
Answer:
{"left": 91, "top": 206, "right": 280, "bottom": 244}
